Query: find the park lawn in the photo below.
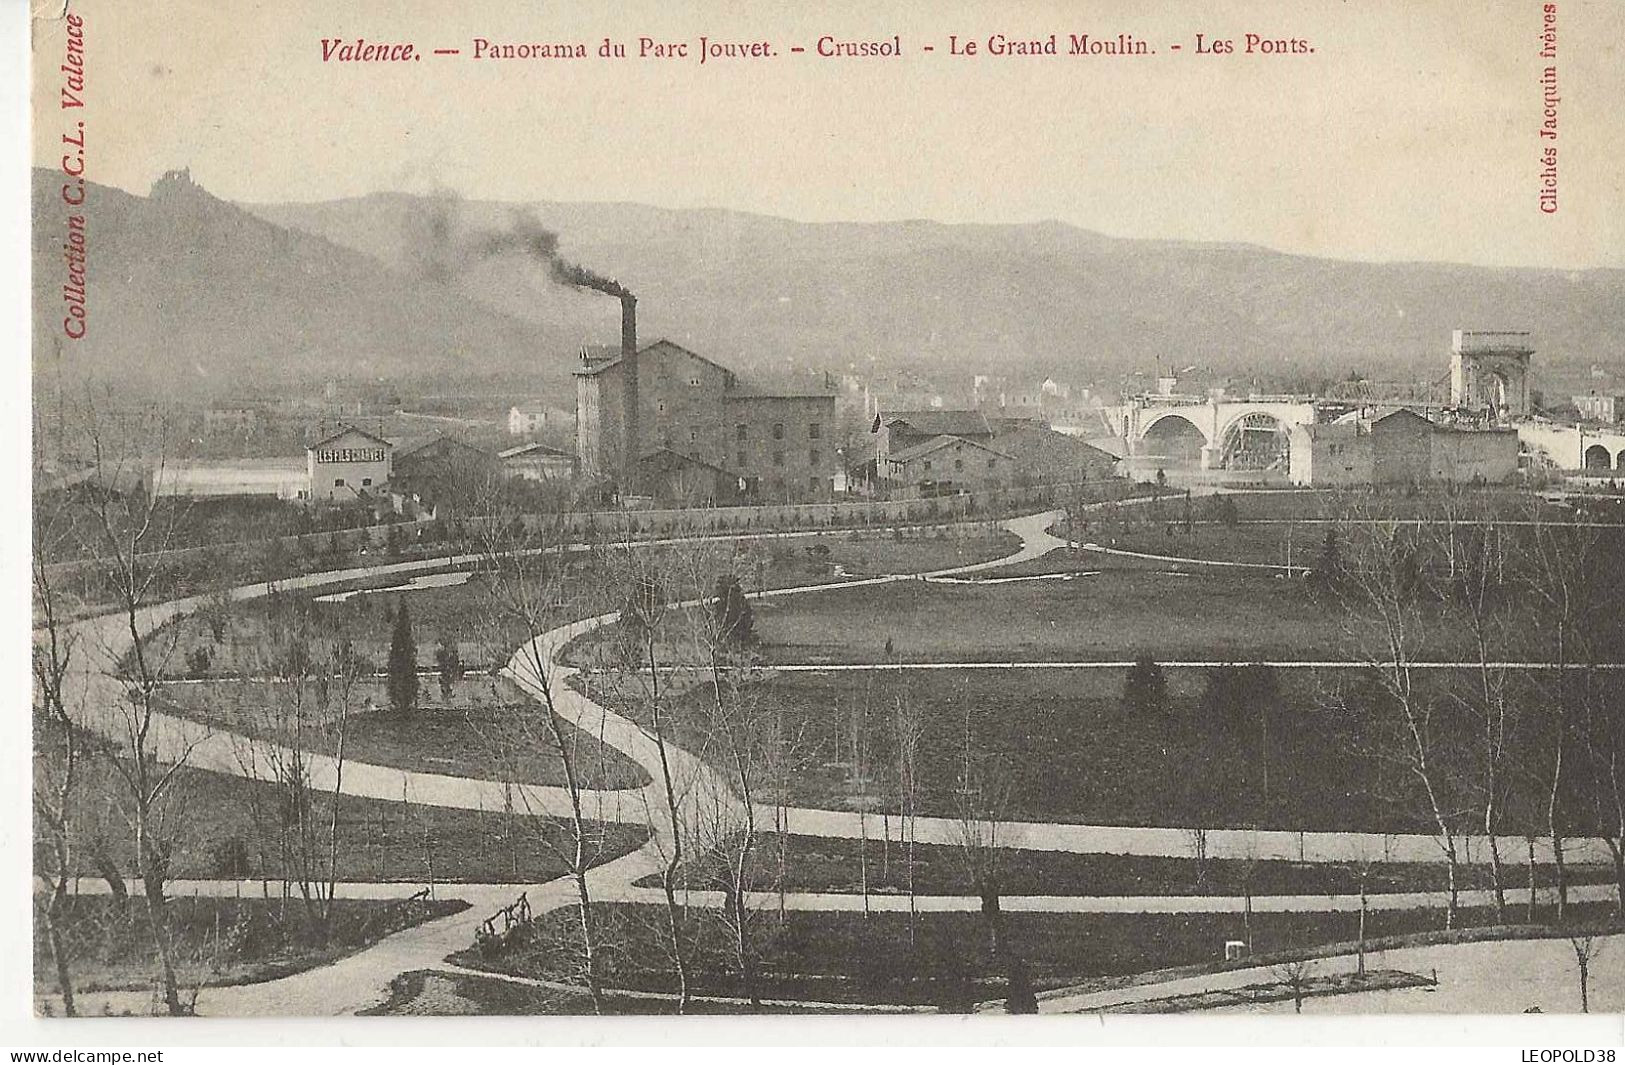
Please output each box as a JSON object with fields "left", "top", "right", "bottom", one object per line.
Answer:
{"left": 628, "top": 664, "right": 1571, "bottom": 833}
{"left": 557, "top": 527, "right": 1021, "bottom": 668}
{"left": 156, "top": 676, "right": 649, "bottom": 790}
{"left": 458, "top": 900, "right": 1625, "bottom": 1008}
{"left": 1088, "top": 513, "right": 1625, "bottom": 572}
{"left": 1213, "top": 488, "right": 1577, "bottom": 523}
{"left": 632, "top": 834, "right": 1619, "bottom": 899}
{"left": 148, "top": 569, "right": 535, "bottom": 678}
{"left": 1093, "top": 522, "right": 1326, "bottom": 569}
{"left": 815, "top": 528, "right": 1020, "bottom": 577}
{"left": 36, "top": 723, "right": 648, "bottom": 885}
{"left": 748, "top": 570, "right": 1478, "bottom": 665}
{"left": 147, "top": 527, "right": 1019, "bottom": 680}
{"left": 34, "top": 895, "right": 467, "bottom": 998}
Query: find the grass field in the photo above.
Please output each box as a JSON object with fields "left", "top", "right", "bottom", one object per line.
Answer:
{"left": 633, "top": 834, "right": 1618, "bottom": 898}
{"left": 611, "top": 664, "right": 1566, "bottom": 833}
{"left": 457, "top": 900, "right": 1625, "bottom": 1008}
{"left": 1058, "top": 486, "right": 1625, "bottom": 568}
{"left": 1124, "top": 488, "right": 1578, "bottom": 525}
{"left": 144, "top": 528, "right": 1020, "bottom": 680}
{"left": 150, "top": 570, "right": 532, "bottom": 677}
{"left": 37, "top": 723, "right": 648, "bottom": 885}
{"left": 156, "top": 676, "right": 649, "bottom": 790}
{"left": 34, "top": 895, "right": 467, "bottom": 998}
{"left": 746, "top": 572, "right": 1474, "bottom": 664}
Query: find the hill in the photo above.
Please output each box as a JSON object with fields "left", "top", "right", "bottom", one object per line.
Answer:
{"left": 31, "top": 170, "right": 570, "bottom": 401}
{"left": 247, "top": 192, "right": 1625, "bottom": 391}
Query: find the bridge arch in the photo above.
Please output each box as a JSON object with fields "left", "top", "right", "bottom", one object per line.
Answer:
{"left": 1584, "top": 443, "right": 1612, "bottom": 470}
{"left": 1138, "top": 411, "right": 1209, "bottom": 466}
{"left": 1215, "top": 411, "right": 1292, "bottom": 471}
{"left": 1140, "top": 409, "right": 1213, "bottom": 446}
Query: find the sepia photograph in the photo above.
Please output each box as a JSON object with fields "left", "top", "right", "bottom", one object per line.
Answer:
{"left": 13, "top": 0, "right": 1625, "bottom": 1045}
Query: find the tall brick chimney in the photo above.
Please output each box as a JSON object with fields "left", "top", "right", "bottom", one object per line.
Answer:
{"left": 620, "top": 293, "right": 638, "bottom": 496}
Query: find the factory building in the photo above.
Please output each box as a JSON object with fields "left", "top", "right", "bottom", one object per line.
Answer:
{"left": 147, "top": 458, "right": 309, "bottom": 501}
{"left": 391, "top": 435, "right": 496, "bottom": 510}
{"left": 574, "top": 339, "right": 838, "bottom": 503}
{"left": 883, "top": 434, "right": 1012, "bottom": 493}
{"left": 507, "top": 403, "right": 568, "bottom": 436}
{"left": 306, "top": 426, "right": 393, "bottom": 503}
{"left": 1286, "top": 423, "right": 1372, "bottom": 488}
{"left": 1574, "top": 393, "right": 1624, "bottom": 424}
{"left": 869, "top": 410, "right": 1115, "bottom": 494}
{"left": 1288, "top": 409, "right": 1518, "bottom": 487}
{"left": 499, "top": 441, "right": 574, "bottom": 482}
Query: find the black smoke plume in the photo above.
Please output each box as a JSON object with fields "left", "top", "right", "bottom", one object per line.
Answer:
{"left": 404, "top": 191, "right": 630, "bottom": 299}
{"left": 475, "top": 211, "right": 631, "bottom": 299}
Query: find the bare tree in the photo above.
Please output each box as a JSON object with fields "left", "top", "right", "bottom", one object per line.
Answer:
{"left": 1436, "top": 499, "right": 1521, "bottom": 920}
{"left": 594, "top": 534, "right": 699, "bottom": 1012}
{"left": 691, "top": 589, "right": 771, "bottom": 1011}
{"left": 32, "top": 483, "right": 83, "bottom": 1015}
{"left": 851, "top": 696, "right": 872, "bottom": 919}
{"left": 75, "top": 418, "right": 200, "bottom": 1015}
{"left": 1519, "top": 510, "right": 1614, "bottom": 924}
{"left": 952, "top": 704, "right": 1035, "bottom": 1014}
{"left": 232, "top": 598, "right": 365, "bottom": 937}
{"left": 1345, "top": 841, "right": 1381, "bottom": 980}
{"left": 1333, "top": 511, "right": 1464, "bottom": 927}
{"left": 473, "top": 491, "right": 610, "bottom": 1013}
{"left": 1529, "top": 513, "right": 1625, "bottom": 919}
{"left": 1574, "top": 677, "right": 1625, "bottom": 916}
{"left": 1273, "top": 956, "right": 1313, "bottom": 1013}
{"left": 891, "top": 685, "right": 925, "bottom": 946}
{"left": 1568, "top": 933, "right": 1606, "bottom": 1013}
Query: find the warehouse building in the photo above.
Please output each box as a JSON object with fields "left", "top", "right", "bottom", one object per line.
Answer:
{"left": 1287, "top": 408, "right": 1518, "bottom": 487}
{"left": 883, "top": 434, "right": 1012, "bottom": 494}
{"left": 870, "top": 410, "right": 1116, "bottom": 495}
{"left": 574, "top": 339, "right": 838, "bottom": 503}
{"left": 147, "top": 457, "right": 309, "bottom": 501}
{"left": 499, "top": 441, "right": 574, "bottom": 482}
{"left": 306, "top": 426, "right": 393, "bottom": 502}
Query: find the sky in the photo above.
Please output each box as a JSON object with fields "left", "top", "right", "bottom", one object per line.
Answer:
{"left": 29, "top": 0, "right": 1625, "bottom": 269}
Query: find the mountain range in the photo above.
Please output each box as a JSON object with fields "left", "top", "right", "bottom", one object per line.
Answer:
{"left": 32, "top": 168, "right": 1625, "bottom": 403}
{"left": 31, "top": 169, "right": 569, "bottom": 401}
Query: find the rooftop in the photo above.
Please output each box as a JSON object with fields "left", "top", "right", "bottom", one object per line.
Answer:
{"left": 879, "top": 409, "right": 995, "bottom": 437}
{"left": 888, "top": 433, "right": 1011, "bottom": 464}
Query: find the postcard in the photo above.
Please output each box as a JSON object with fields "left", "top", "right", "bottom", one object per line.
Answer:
{"left": 24, "top": 0, "right": 1625, "bottom": 1031}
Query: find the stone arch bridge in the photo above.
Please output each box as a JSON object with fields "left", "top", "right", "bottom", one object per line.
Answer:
{"left": 1105, "top": 399, "right": 1319, "bottom": 470}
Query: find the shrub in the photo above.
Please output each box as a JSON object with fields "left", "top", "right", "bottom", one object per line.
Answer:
{"left": 711, "top": 575, "right": 757, "bottom": 647}
{"left": 1200, "top": 664, "right": 1280, "bottom": 731}
{"left": 185, "top": 646, "right": 213, "bottom": 678}
{"left": 211, "top": 837, "right": 253, "bottom": 878}
{"left": 1122, "top": 656, "right": 1167, "bottom": 715}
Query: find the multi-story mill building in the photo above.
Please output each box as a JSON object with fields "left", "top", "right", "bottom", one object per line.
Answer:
{"left": 575, "top": 339, "right": 838, "bottom": 504}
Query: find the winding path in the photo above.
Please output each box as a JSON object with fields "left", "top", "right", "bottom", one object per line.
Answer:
{"left": 44, "top": 503, "right": 1617, "bottom": 1015}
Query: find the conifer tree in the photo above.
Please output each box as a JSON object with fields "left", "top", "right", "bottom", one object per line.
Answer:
{"left": 387, "top": 600, "right": 418, "bottom": 717}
